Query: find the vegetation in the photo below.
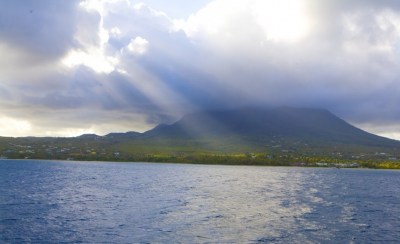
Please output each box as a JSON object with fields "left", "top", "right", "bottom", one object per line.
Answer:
{"left": 0, "top": 135, "right": 399, "bottom": 169}
{"left": 1, "top": 108, "right": 399, "bottom": 169}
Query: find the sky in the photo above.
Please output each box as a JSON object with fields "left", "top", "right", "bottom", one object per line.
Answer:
{"left": 0, "top": 0, "right": 399, "bottom": 140}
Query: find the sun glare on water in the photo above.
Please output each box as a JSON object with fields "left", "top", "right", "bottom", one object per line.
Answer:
{"left": 252, "top": 0, "right": 310, "bottom": 42}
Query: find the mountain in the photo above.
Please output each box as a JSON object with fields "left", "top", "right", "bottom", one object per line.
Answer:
{"left": 142, "top": 107, "right": 399, "bottom": 148}
{"left": 1, "top": 107, "right": 399, "bottom": 164}
{"left": 105, "top": 131, "right": 141, "bottom": 138}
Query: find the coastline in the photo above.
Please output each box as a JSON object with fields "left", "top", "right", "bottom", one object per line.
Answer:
{"left": 1, "top": 158, "right": 399, "bottom": 170}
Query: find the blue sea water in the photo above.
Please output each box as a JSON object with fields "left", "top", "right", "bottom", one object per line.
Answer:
{"left": 1, "top": 160, "right": 399, "bottom": 243}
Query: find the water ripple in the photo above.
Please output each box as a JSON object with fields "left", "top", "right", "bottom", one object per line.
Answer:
{"left": 1, "top": 160, "right": 399, "bottom": 243}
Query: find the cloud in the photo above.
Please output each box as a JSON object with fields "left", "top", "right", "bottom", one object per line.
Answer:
{"left": 168, "top": 0, "right": 400, "bottom": 138}
{"left": 0, "top": 0, "right": 80, "bottom": 60}
{"left": 171, "top": 0, "right": 400, "bottom": 120}
{"left": 126, "top": 36, "right": 150, "bottom": 55}
{"left": 0, "top": 0, "right": 399, "bottom": 139}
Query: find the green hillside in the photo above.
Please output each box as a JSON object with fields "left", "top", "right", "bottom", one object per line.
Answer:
{"left": 1, "top": 107, "right": 399, "bottom": 168}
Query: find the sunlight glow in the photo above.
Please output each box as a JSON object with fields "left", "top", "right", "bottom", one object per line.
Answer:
{"left": 357, "top": 123, "right": 400, "bottom": 141}
{"left": 0, "top": 117, "right": 32, "bottom": 137}
{"left": 0, "top": 116, "right": 98, "bottom": 137}
{"left": 378, "top": 132, "right": 400, "bottom": 141}
{"left": 42, "top": 128, "right": 96, "bottom": 137}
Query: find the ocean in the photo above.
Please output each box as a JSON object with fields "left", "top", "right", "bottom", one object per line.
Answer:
{"left": 1, "top": 159, "right": 399, "bottom": 243}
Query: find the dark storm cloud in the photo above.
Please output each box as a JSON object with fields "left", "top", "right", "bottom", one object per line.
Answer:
{"left": 0, "top": 0, "right": 81, "bottom": 60}
{"left": 16, "top": 66, "right": 162, "bottom": 113}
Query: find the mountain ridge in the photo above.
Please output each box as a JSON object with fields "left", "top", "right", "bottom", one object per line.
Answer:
{"left": 1, "top": 107, "right": 399, "bottom": 165}
{"left": 140, "top": 107, "right": 399, "bottom": 148}
{"left": 2, "top": 107, "right": 398, "bottom": 145}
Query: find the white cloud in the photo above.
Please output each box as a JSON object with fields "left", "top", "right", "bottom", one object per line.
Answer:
{"left": 61, "top": 0, "right": 121, "bottom": 74}
{"left": 175, "top": 0, "right": 310, "bottom": 43}
{"left": 126, "top": 36, "right": 150, "bottom": 55}
{"left": 110, "top": 26, "right": 122, "bottom": 37}
{"left": 174, "top": 0, "right": 244, "bottom": 38}
{"left": 62, "top": 48, "right": 118, "bottom": 74}
{"left": 80, "top": 0, "right": 130, "bottom": 15}
{"left": 251, "top": 0, "right": 310, "bottom": 42}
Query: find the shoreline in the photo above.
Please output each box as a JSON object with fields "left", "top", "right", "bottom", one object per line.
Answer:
{"left": 1, "top": 158, "right": 399, "bottom": 170}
